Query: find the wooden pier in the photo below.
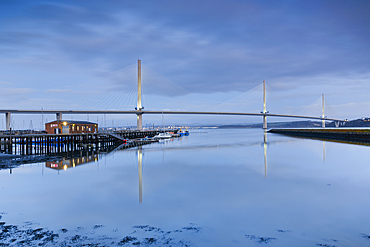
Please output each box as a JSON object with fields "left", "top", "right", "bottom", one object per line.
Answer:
{"left": 0, "top": 129, "right": 176, "bottom": 156}
{"left": 107, "top": 129, "right": 177, "bottom": 140}
{"left": 0, "top": 133, "right": 119, "bottom": 155}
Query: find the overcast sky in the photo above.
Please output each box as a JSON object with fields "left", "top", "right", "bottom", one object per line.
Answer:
{"left": 1, "top": 0, "right": 369, "bottom": 128}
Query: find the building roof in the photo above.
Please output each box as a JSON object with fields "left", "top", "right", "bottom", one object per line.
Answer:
{"left": 46, "top": 120, "right": 97, "bottom": 125}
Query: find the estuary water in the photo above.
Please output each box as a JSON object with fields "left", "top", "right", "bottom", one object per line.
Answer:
{"left": 1, "top": 128, "right": 370, "bottom": 246}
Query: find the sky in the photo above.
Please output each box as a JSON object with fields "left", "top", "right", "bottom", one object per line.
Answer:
{"left": 0, "top": 0, "right": 370, "bottom": 129}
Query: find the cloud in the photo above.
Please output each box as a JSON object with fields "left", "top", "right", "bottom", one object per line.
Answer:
{"left": 0, "top": 0, "right": 369, "bottom": 122}
{"left": 45, "top": 89, "right": 75, "bottom": 94}
{"left": 0, "top": 88, "right": 34, "bottom": 96}
{"left": 0, "top": 81, "right": 12, "bottom": 85}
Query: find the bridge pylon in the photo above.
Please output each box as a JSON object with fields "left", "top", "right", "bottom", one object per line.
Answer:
{"left": 322, "top": 94, "right": 325, "bottom": 128}
{"left": 56, "top": 112, "right": 62, "bottom": 121}
{"left": 262, "top": 80, "right": 269, "bottom": 129}
{"left": 136, "top": 59, "right": 143, "bottom": 130}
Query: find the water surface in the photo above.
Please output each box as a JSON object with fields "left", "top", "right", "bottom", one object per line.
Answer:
{"left": 1, "top": 129, "right": 370, "bottom": 246}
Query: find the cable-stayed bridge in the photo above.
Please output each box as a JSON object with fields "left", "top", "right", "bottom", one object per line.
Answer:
{"left": 0, "top": 60, "right": 346, "bottom": 130}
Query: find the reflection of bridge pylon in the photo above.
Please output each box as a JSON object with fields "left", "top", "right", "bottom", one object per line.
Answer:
{"left": 138, "top": 146, "right": 143, "bottom": 203}
{"left": 323, "top": 141, "right": 326, "bottom": 162}
{"left": 264, "top": 131, "right": 268, "bottom": 177}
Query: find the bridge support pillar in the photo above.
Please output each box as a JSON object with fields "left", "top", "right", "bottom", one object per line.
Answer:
{"left": 136, "top": 59, "right": 143, "bottom": 130}
{"left": 262, "top": 80, "right": 268, "bottom": 129}
{"left": 322, "top": 94, "right": 325, "bottom": 128}
{"left": 137, "top": 113, "right": 143, "bottom": 130}
{"left": 5, "top": 112, "right": 11, "bottom": 130}
{"left": 56, "top": 113, "right": 62, "bottom": 121}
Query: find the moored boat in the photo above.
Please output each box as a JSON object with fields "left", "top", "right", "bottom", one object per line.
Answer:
{"left": 153, "top": 132, "right": 173, "bottom": 139}
{"left": 178, "top": 129, "right": 190, "bottom": 136}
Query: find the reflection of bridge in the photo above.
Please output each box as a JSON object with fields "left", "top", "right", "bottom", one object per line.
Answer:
{"left": 131, "top": 132, "right": 286, "bottom": 203}
{"left": 0, "top": 60, "right": 345, "bottom": 130}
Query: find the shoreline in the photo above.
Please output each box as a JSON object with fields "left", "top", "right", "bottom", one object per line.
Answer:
{"left": 268, "top": 128, "right": 370, "bottom": 145}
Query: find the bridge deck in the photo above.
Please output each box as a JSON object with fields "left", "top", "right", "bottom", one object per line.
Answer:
{"left": 0, "top": 109, "right": 345, "bottom": 122}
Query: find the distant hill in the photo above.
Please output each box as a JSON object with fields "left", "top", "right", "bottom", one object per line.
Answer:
{"left": 216, "top": 118, "right": 370, "bottom": 129}
{"left": 218, "top": 120, "right": 322, "bottom": 129}
{"left": 327, "top": 118, "right": 370, "bottom": 127}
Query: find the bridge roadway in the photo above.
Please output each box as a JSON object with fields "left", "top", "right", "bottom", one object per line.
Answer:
{"left": 0, "top": 109, "right": 344, "bottom": 122}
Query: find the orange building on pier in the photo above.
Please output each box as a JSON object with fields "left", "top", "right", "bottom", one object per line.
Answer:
{"left": 45, "top": 120, "right": 98, "bottom": 134}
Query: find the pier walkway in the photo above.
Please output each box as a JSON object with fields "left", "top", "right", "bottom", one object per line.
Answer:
{"left": 269, "top": 128, "right": 370, "bottom": 145}
{"left": 0, "top": 129, "right": 175, "bottom": 156}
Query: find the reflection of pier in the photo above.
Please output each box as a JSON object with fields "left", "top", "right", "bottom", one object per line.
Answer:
{"left": 46, "top": 153, "right": 99, "bottom": 171}
{"left": 0, "top": 134, "right": 158, "bottom": 174}
{"left": 43, "top": 139, "right": 156, "bottom": 173}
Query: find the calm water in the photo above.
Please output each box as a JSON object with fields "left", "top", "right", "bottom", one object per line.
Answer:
{"left": 1, "top": 128, "right": 370, "bottom": 246}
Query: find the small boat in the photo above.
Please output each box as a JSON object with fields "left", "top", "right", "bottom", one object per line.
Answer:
{"left": 153, "top": 132, "right": 173, "bottom": 139}
{"left": 179, "top": 129, "right": 190, "bottom": 136}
